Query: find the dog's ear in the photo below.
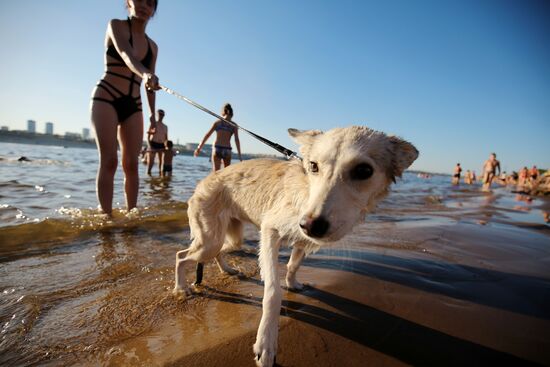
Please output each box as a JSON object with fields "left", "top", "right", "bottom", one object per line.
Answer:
{"left": 288, "top": 128, "right": 323, "bottom": 146}
{"left": 288, "top": 128, "right": 323, "bottom": 158}
{"left": 388, "top": 136, "right": 419, "bottom": 182}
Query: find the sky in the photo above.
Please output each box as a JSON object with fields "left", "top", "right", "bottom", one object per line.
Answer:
{"left": 0, "top": 0, "right": 548, "bottom": 174}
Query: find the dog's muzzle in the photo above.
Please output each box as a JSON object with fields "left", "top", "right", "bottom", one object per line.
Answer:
{"left": 300, "top": 216, "right": 330, "bottom": 238}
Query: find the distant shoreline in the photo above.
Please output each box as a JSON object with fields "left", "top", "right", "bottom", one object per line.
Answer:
{"left": 0, "top": 130, "right": 280, "bottom": 160}
{"left": 0, "top": 130, "right": 96, "bottom": 149}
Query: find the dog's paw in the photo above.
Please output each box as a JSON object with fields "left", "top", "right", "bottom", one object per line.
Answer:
{"left": 286, "top": 278, "right": 311, "bottom": 292}
{"left": 286, "top": 279, "right": 315, "bottom": 292}
{"left": 253, "top": 346, "right": 276, "bottom": 367}
{"left": 191, "top": 282, "right": 206, "bottom": 294}
{"left": 172, "top": 284, "right": 192, "bottom": 297}
{"left": 285, "top": 279, "right": 304, "bottom": 291}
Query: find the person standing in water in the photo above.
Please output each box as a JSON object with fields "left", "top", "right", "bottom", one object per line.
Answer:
{"left": 464, "top": 170, "right": 472, "bottom": 185}
{"left": 194, "top": 103, "right": 242, "bottom": 171}
{"left": 452, "top": 163, "right": 462, "bottom": 185}
{"left": 90, "top": 0, "right": 160, "bottom": 215}
{"left": 529, "top": 165, "right": 539, "bottom": 183}
{"left": 147, "top": 108, "right": 168, "bottom": 175}
{"left": 161, "top": 140, "right": 175, "bottom": 177}
{"left": 482, "top": 153, "right": 501, "bottom": 191}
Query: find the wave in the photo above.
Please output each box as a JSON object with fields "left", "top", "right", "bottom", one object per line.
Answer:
{"left": 0, "top": 202, "right": 189, "bottom": 261}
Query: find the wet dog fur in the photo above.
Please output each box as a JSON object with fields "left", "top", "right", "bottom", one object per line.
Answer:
{"left": 173, "top": 126, "right": 418, "bottom": 366}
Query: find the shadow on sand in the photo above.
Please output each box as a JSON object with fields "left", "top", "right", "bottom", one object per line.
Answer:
{"left": 231, "top": 247, "right": 550, "bottom": 320}
{"left": 198, "top": 281, "right": 542, "bottom": 367}
{"left": 191, "top": 247, "right": 550, "bottom": 366}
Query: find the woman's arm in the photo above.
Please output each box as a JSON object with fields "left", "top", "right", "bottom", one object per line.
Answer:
{"left": 145, "top": 40, "right": 159, "bottom": 131}
{"left": 108, "top": 20, "right": 159, "bottom": 90}
{"left": 234, "top": 128, "right": 242, "bottom": 161}
{"left": 194, "top": 123, "right": 217, "bottom": 156}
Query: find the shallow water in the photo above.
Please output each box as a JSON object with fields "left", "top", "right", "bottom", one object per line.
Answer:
{"left": 0, "top": 142, "right": 549, "bottom": 366}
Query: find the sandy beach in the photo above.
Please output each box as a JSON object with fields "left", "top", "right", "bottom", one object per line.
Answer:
{"left": 2, "top": 209, "right": 549, "bottom": 366}
{"left": 92, "top": 220, "right": 550, "bottom": 367}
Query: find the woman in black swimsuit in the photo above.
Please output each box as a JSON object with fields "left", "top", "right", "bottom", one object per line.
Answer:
{"left": 90, "top": 0, "right": 160, "bottom": 215}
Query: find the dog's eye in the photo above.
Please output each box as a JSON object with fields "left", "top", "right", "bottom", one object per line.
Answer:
{"left": 309, "top": 161, "right": 319, "bottom": 173}
{"left": 350, "top": 163, "right": 373, "bottom": 180}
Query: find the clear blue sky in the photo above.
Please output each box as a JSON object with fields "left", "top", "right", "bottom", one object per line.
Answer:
{"left": 1, "top": 0, "right": 548, "bottom": 174}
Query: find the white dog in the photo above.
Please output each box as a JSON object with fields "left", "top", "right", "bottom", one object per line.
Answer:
{"left": 174, "top": 126, "right": 418, "bottom": 366}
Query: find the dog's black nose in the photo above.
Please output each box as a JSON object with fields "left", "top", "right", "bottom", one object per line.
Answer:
{"left": 300, "top": 216, "right": 330, "bottom": 238}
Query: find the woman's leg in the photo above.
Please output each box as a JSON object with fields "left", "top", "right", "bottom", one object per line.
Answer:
{"left": 212, "top": 153, "right": 222, "bottom": 171}
{"left": 119, "top": 113, "right": 144, "bottom": 211}
{"left": 91, "top": 102, "right": 119, "bottom": 214}
{"left": 222, "top": 154, "right": 232, "bottom": 168}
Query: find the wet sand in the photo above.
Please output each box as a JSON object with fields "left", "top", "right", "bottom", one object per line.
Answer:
{"left": 115, "top": 222, "right": 550, "bottom": 367}
{"left": 2, "top": 214, "right": 549, "bottom": 367}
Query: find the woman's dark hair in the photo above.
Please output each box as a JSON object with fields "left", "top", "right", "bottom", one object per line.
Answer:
{"left": 126, "top": 0, "right": 158, "bottom": 16}
{"left": 223, "top": 103, "right": 233, "bottom": 116}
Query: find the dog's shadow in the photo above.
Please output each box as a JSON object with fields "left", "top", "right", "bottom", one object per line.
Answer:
{"left": 197, "top": 249, "right": 545, "bottom": 367}
{"left": 199, "top": 283, "right": 537, "bottom": 366}
{"left": 234, "top": 246, "right": 550, "bottom": 320}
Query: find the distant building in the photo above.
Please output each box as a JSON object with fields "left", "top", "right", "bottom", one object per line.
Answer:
{"left": 186, "top": 143, "right": 212, "bottom": 154}
{"left": 65, "top": 132, "right": 80, "bottom": 139}
{"left": 1, "top": 126, "right": 8, "bottom": 131}
{"left": 27, "top": 120, "right": 36, "bottom": 133}
{"left": 45, "top": 122, "right": 54, "bottom": 135}
{"left": 186, "top": 143, "right": 199, "bottom": 151}
{"left": 82, "top": 128, "right": 90, "bottom": 140}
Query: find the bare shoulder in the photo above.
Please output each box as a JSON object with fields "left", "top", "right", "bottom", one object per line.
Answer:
{"left": 107, "top": 19, "right": 129, "bottom": 37}
{"left": 108, "top": 18, "right": 126, "bottom": 31}
{"left": 146, "top": 35, "right": 159, "bottom": 53}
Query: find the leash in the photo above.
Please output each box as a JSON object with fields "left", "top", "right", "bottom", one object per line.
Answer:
{"left": 159, "top": 85, "right": 301, "bottom": 161}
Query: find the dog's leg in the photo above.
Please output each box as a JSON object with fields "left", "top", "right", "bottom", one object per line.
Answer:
{"left": 176, "top": 249, "right": 189, "bottom": 260}
{"left": 215, "top": 218, "right": 243, "bottom": 275}
{"left": 173, "top": 254, "right": 194, "bottom": 296}
{"left": 285, "top": 246, "right": 306, "bottom": 291}
{"left": 215, "top": 254, "right": 239, "bottom": 275}
{"left": 253, "top": 227, "right": 282, "bottom": 367}
{"left": 194, "top": 263, "right": 204, "bottom": 285}
{"left": 174, "top": 249, "right": 191, "bottom": 293}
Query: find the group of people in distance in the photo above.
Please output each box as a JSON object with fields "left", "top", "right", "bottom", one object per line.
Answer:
{"left": 89, "top": 0, "right": 241, "bottom": 216}
{"left": 452, "top": 153, "right": 541, "bottom": 191}
{"left": 142, "top": 108, "right": 174, "bottom": 176}
{"left": 517, "top": 165, "right": 539, "bottom": 187}
{"left": 140, "top": 103, "right": 242, "bottom": 177}
{"left": 452, "top": 153, "right": 500, "bottom": 190}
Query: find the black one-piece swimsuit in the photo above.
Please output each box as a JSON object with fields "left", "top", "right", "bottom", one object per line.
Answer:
{"left": 92, "top": 18, "right": 153, "bottom": 123}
